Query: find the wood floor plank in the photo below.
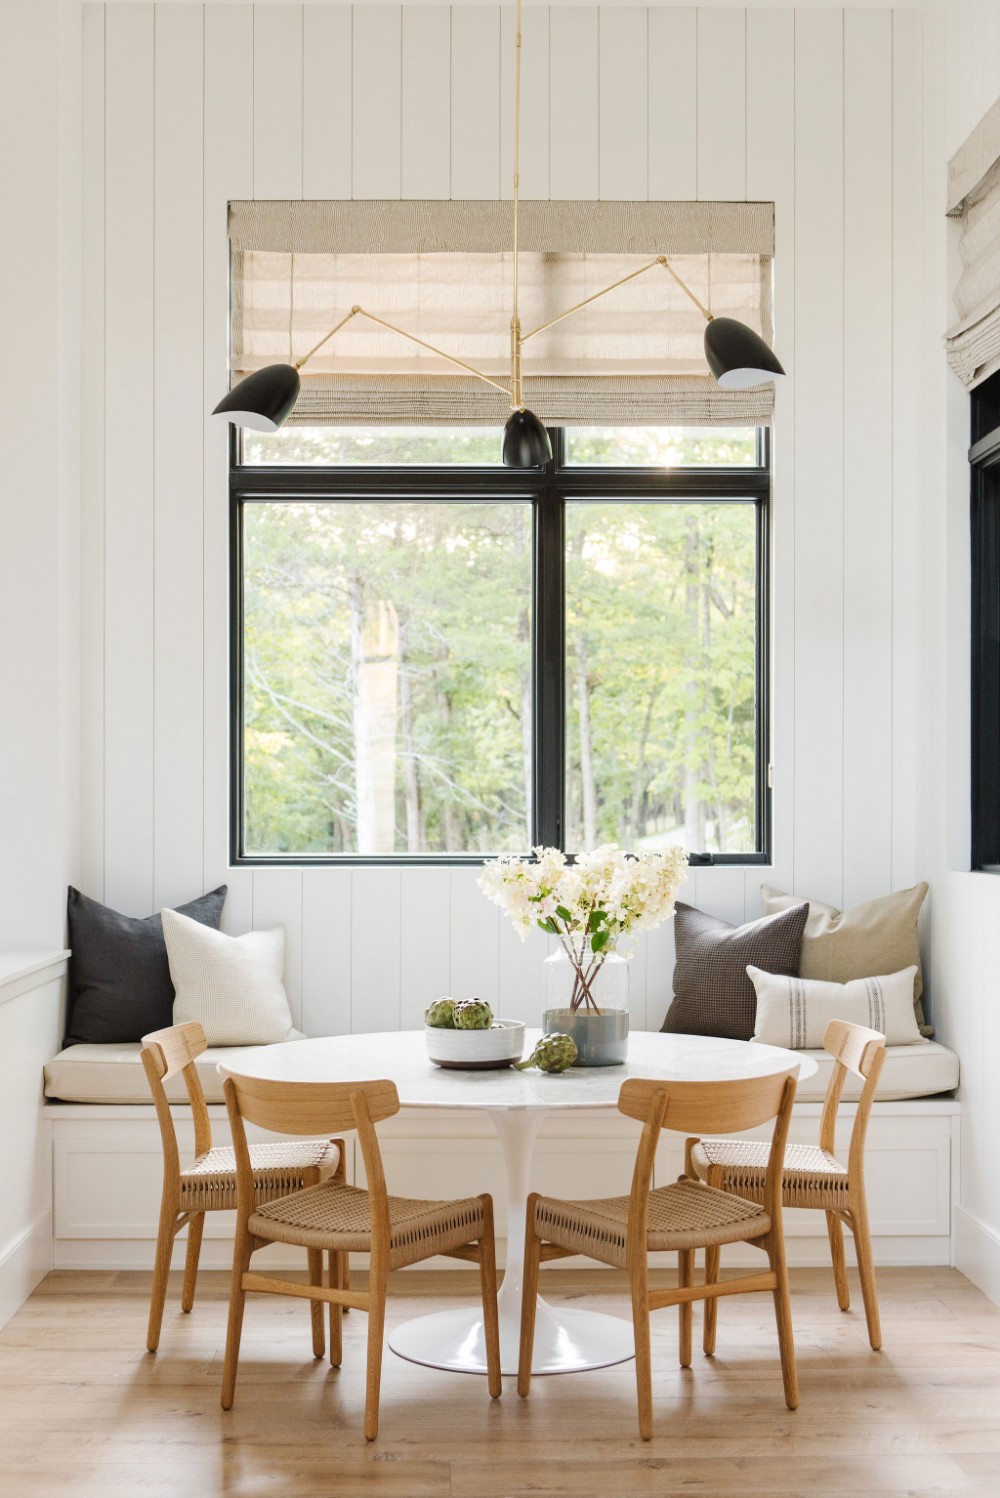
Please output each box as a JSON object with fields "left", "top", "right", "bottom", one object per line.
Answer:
{"left": 1, "top": 1268, "right": 999, "bottom": 1495}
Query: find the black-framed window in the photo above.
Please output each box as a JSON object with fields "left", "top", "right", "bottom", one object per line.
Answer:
{"left": 971, "top": 372, "right": 1000, "bottom": 871}
{"left": 230, "top": 426, "right": 771, "bottom": 866}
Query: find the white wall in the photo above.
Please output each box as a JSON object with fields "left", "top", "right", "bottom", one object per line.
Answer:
{"left": 918, "top": 0, "right": 1000, "bottom": 1304}
{"left": 77, "top": 2, "right": 925, "bottom": 1037}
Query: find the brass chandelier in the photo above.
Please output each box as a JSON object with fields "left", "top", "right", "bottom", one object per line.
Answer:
{"left": 213, "top": 0, "right": 785, "bottom": 467}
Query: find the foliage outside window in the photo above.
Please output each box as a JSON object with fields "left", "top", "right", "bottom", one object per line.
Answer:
{"left": 233, "top": 427, "right": 769, "bottom": 863}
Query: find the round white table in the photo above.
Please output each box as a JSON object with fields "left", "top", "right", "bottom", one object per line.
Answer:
{"left": 224, "top": 1029, "right": 816, "bottom": 1377}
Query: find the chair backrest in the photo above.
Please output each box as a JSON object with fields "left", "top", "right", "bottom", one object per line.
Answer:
{"left": 221, "top": 1071, "right": 400, "bottom": 1229}
{"left": 141, "top": 1021, "right": 214, "bottom": 1175}
{"left": 619, "top": 1068, "right": 799, "bottom": 1229}
{"left": 818, "top": 1019, "right": 887, "bottom": 1175}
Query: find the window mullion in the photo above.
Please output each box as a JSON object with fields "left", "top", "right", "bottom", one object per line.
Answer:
{"left": 533, "top": 463, "right": 565, "bottom": 850}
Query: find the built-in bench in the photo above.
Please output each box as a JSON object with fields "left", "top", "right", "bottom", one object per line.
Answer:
{"left": 41, "top": 1038, "right": 961, "bottom": 1273}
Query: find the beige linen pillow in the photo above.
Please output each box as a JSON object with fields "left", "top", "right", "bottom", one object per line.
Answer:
{"left": 163, "top": 909, "right": 298, "bottom": 1046}
{"left": 748, "top": 963, "right": 924, "bottom": 1050}
{"left": 760, "top": 882, "right": 931, "bottom": 1035}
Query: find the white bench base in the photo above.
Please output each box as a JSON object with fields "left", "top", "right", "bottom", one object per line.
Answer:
{"left": 44, "top": 1098, "right": 960, "bottom": 1272}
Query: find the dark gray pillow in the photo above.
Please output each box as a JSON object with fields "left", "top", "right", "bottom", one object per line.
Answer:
{"left": 65, "top": 885, "right": 227, "bottom": 1045}
{"left": 660, "top": 901, "right": 809, "bottom": 1042}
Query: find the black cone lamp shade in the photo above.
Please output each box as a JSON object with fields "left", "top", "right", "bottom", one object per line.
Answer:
{"left": 703, "top": 317, "right": 785, "bottom": 389}
{"left": 212, "top": 363, "right": 301, "bottom": 432}
{"left": 502, "top": 408, "right": 553, "bottom": 467}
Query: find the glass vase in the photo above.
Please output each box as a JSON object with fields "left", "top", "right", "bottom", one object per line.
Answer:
{"left": 542, "top": 941, "right": 629, "bottom": 1067}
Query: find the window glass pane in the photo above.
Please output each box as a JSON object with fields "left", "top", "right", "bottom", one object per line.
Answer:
{"left": 565, "top": 501, "right": 758, "bottom": 856}
{"left": 242, "top": 426, "right": 503, "bottom": 466}
{"left": 565, "top": 427, "right": 758, "bottom": 467}
{"left": 242, "top": 501, "right": 531, "bottom": 855}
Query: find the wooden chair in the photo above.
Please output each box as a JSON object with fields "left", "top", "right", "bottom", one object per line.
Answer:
{"left": 140, "top": 1021, "right": 345, "bottom": 1355}
{"left": 220, "top": 1070, "right": 502, "bottom": 1440}
{"left": 687, "top": 1019, "right": 887, "bottom": 1351}
{"left": 518, "top": 1069, "right": 799, "bottom": 1440}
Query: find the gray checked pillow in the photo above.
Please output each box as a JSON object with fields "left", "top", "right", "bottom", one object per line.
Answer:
{"left": 660, "top": 901, "right": 809, "bottom": 1042}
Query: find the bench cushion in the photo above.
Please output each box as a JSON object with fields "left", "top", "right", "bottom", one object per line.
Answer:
{"left": 42, "top": 1037, "right": 960, "bottom": 1106}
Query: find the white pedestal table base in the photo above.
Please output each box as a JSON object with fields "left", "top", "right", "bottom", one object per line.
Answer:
{"left": 388, "top": 1107, "right": 635, "bottom": 1377}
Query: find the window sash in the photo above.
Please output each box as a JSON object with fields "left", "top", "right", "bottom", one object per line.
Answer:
{"left": 229, "top": 428, "right": 771, "bottom": 866}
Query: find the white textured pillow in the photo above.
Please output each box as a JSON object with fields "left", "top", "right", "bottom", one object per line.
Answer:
{"left": 748, "top": 963, "right": 924, "bottom": 1049}
{"left": 163, "top": 909, "right": 298, "bottom": 1046}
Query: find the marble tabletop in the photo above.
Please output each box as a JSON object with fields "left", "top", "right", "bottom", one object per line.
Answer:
{"left": 220, "top": 1028, "right": 818, "bottom": 1111}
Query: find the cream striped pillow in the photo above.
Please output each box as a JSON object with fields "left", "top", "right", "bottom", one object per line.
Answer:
{"left": 748, "top": 963, "right": 923, "bottom": 1050}
{"left": 163, "top": 909, "right": 298, "bottom": 1046}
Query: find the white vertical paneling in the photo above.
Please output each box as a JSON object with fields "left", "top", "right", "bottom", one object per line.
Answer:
{"left": 80, "top": 2, "right": 105, "bottom": 902}
{"left": 353, "top": 5, "right": 401, "bottom": 199}
{"left": 747, "top": 6, "right": 795, "bottom": 901}
{"left": 693, "top": 867, "right": 747, "bottom": 929}
{"left": 451, "top": 6, "right": 501, "bottom": 200}
{"left": 549, "top": 6, "right": 599, "bottom": 200}
{"left": 203, "top": 3, "right": 254, "bottom": 929}
{"left": 891, "top": 7, "right": 922, "bottom": 893}
{"left": 303, "top": 5, "right": 352, "bottom": 200}
{"left": 501, "top": 3, "right": 548, "bottom": 200}
{"left": 793, "top": 9, "right": 844, "bottom": 907}
{"left": 252, "top": 867, "right": 304, "bottom": 1030}
{"left": 399, "top": 867, "right": 451, "bottom": 1029}
{"left": 401, "top": 6, "right": 450, "bottom": 200}
{"left": 626, "top": 931, "right": 648, "bottom": 1033}
{"left": 351, "top": 868, "right": 402, "bottom": 1032}
{"left": 252, "top": 4, "right": 303, "bottom": 200}
{"left": 696, "top": 8, "right": 746, "bottom": 202}
{"left": 843, "top": 9, "right": 893, "bottom": 909}
{"left": 153, "top": 5, "right": 204, "bottom": 913}
{"left": 497, "top": 921, "right": 547, "bottom": 1027}
{"left": 449, "top": 866, "right": 499, "bottom": 1002}
{"left": 648, "top": 7, "right": 697, "bottom": 202}
{"left": 598, "top": 7, "right": 647, "bottom": 201}
{"left": 301, "top": 868, "right": 353, "bottom": 1037}
{"left": 104, "top": 3, "right": 155, "bottom": 916}
{"left": 644, "top": 919, "right": 676, "bottom": 1032}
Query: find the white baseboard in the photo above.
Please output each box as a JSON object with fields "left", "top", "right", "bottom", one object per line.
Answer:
{"left": 0, "top": 1213, "right": 52, "bottom": 1329}
{"left": 954, "top": 1205, "right": 1000, "bottom": 1306}
{"left": 53, "top": 1231, "right": 953, "bottom": 1274}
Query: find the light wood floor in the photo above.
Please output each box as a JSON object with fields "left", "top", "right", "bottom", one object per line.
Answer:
{"left": 2, "top": 1266, "right": 1000, "bottom": 1496}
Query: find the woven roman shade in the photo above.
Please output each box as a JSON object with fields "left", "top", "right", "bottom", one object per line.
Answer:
{"left": 946, "top": 97, "right": 1000, "bottom": 389}
{"left": 228, "top": 200, "right": 776, "bottom": 427}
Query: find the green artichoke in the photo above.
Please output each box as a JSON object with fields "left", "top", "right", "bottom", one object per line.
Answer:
{"left": 424, "top": 998, "right": 458, "bottom": 1029}
{"left": 452, "top": 998, "right": 494, "bottom": 1030}
{"left": 514, "top": 1033, "right": 579, "bottom": 1074}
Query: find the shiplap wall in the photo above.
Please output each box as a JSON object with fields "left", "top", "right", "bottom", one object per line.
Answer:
{"left": 919, "top": 0, "right": 1000, "bottom": 1303}
{"left": 79, "top": 2, "right": 924, "bottom": 1037}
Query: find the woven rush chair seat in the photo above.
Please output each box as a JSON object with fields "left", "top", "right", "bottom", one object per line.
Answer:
{"left": 533, "top": 1178, "right": 770, "bottom": 1270}
{"left": 249, "top": 1179, "right": 489, "bottom": 1270}
{"left": 686, "top": 1019, "right": 888, "bottom": 1353}
{"left": 140, "top": 1021, "right": 347, "bottom": 1355}
{"left": 690, "top": 1139, "right": 849, "bottom": 1211}
{"left": 179, "top": 1138, "right": 340, "bottom": 1213}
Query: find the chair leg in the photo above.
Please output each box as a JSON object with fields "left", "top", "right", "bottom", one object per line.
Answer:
{"left": 826, "top": 1210, "right": 851, "bottom": 1312}
{"left": 703, "top": 1245, "right": 721, "bottom": 1356}
{"left": 328, "top": 1250, "right": 343, "bottom": 1368}
{"left": 221, "top": 1231, "right": 254, "bottom": 1411}
{"left": 477, "top": 1196, "right": 502, "bottom": 1400}
{"left": 340, "top": 1250, "right": 351, "bottom": 1309}
{"left": 363, "top": 1260, "right": 388, "bottom": 1442}
{"left": 517, "top": 1194, "right": 543, "bottom": 1399}
{"left": 630, "top": 1268, "right": 654, "bottom": 1442}
{"left": 146, "top": 1196, "right": 178, "bottom": 1353}
{"left": 307, "top": 1249, "right": 326, "bottom": 1359}
{"left": 767, "top": 1233, "right": 799, "bottom": 1412}
{"left": 849, "top": 1197, "right": 883, "bottom": 1352}
{"left": 678, "top": 1249, "right": 694, "bottom": 1369}
{"left": 180, "top": 1212, "right": 205, "bottom": 1314}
